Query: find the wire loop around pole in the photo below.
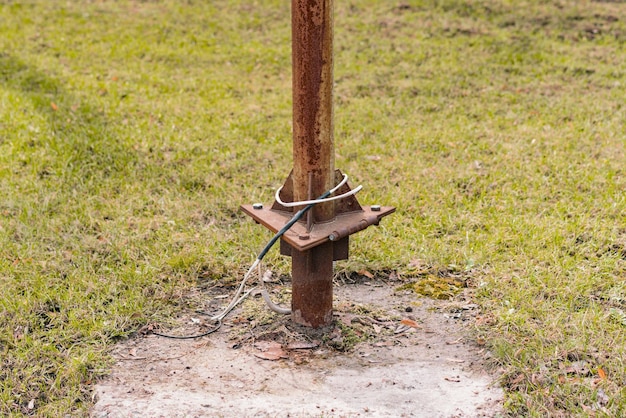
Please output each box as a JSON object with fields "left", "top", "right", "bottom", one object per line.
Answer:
{"left": 274, "top": 174, "right": 362, "bottom": 207}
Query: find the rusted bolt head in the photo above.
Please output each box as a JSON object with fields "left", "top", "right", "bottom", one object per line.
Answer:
{"left": 252, "top": 203, "right": 263, "bottom": 210}
{"left": 298, "top": 234, "right": 310, "bottom": 241}
{"left": 371, "top": 205, "right": 381, "bottom": 212}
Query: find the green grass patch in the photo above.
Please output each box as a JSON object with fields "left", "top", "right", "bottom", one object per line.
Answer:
{"left": 1, "top": 0, "right": 626, "bottom": 416}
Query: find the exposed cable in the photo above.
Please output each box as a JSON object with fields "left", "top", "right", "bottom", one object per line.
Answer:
{"left": 274, "top": 174, "right": 363, "bottom": 207}
{"left": 210, "top": 181, "right": 349, "bottom": 321}
{"left": 154, "top": 174, "right": 361, "bottom": 339}
{"left": 275, "top": 185, "right": 362, "bottom": 208}
{"left": 209, "top": 260, "right": 260, "bottom": 322}
{"left": 260, "top": 289, "right": 291, "bottom": 315}
{"left": 151, "top": 319, "right": 222, "bottom": 340}
{"left": 258, "top": 270, "right": 291, "bottom": 315}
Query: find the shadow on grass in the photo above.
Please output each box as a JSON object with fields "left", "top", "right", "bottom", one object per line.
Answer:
{"left": 0, "top": 52, "right": 137, "bottom": 188}
{"left": 0, "top": 54, "right": 149, "bottom": 415}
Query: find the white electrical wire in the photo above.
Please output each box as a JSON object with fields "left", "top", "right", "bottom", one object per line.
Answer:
{"left": 275, "top": 185, "right": 363, "bottom": 207}
{"left": 209, "top": 173, "right": 363, "bottom": 323}
{"left": 330, "top": 173, "right": 350, "bottom": 193}
{"left": 274, "top": 174, "right": 362, "bottom": 207}
{"left": 258, "top": 268, "right": 292, "bottom": 315}
{"left": 210, "top": 259, "right": 260, "bottom": 321}
{"left": 261, "top": 289, "right": 291, "bottom": 315}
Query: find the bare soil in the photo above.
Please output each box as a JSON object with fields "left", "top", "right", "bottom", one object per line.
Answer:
{"left": 92, "top": 277, "right": 503, "bottom": 418}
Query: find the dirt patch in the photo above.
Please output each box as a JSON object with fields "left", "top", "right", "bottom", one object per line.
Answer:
{"left": 92, "top": 279, "right": 503, "bottom": 417}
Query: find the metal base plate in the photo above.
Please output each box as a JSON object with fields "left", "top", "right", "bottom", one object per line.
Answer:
{"left": 241, "top": 204, "right": 395, "bottom": 252}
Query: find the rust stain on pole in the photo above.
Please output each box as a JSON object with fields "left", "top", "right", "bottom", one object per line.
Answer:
{"left": 292, "top": 241, "right": 334, "bottom": 327}
{"left": 291, "top": 0, "right": 334, "bottom": 327}
{"left": 292, "top": 0, "right": 334, "bottom": 222}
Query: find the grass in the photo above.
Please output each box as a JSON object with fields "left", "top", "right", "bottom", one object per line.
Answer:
{"left": 1, "top": 0, "right": 625, "bottom": 416}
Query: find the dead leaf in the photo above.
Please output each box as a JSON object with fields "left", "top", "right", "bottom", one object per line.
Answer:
{"left": 253, "top": 341, "right": 288, "bottom": 360}
{"left": 128, "top": 348, "right": 138, "bottom": 357}
{"left": 253, "top": 342, "right": 288, "bottom": 361}
{"left": 400, "top": 318, "right": 421, "bottom": 328}
{"left": 50, "top": 102, "right": 58, "bottom": 111}
{"left": 598, "top": 367, "right": 607, "bottom": 379}
{"left": 358, "top": 269, "right": 374, "bottom": 279}
{"left": 28, "top": 399, "right": 35, "bottom": 410}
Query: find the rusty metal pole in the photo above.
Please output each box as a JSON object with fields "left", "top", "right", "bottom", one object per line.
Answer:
{"left": 241, "top": 0, "right": 394, "bottom": 329}
{"left": 290, "top": 0, "right": 335, "bottom": 328}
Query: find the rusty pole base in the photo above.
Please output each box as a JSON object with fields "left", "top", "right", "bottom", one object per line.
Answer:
{"left": 241, "top": 172, "right": 395, "bottom": 328}
{"left": 291, "top": 241, "right": 334, "bottom": 328}
{"left": 241, "top": 204, "right": 395, "bottom": 328}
